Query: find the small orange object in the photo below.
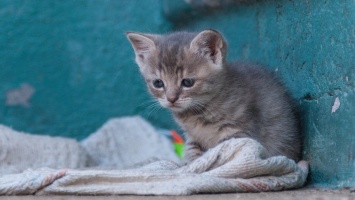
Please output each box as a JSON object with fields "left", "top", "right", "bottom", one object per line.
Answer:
{"left": 170, "top": 130, "right": 184, "bottom": 144}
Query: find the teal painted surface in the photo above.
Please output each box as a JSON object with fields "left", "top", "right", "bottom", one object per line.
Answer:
{"left": 1, "top": 0, "right": 354, "bottom": 188}
{"left": 0, "top": 0, "right": 177, "bottom": 139}
{"left": 164, "top": 0, "right": 355, "bottom": 188}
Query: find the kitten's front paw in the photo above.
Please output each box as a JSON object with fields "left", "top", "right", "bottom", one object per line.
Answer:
{"left": 184, "top": 152, "right": 201, "bottom": 161}
{"left": 179, "top": 160, "right": 190, "bottom": 167}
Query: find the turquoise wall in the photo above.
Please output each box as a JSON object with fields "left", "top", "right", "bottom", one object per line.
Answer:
{"left": 0, "top": 0, "right": 176, "bottom": 139}
{"left": 1, "top": 0, "right": 354, "bottom": 188}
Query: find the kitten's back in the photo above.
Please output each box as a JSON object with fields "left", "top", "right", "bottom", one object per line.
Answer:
{"left": 225, "top": 62, "right": 301, "bottom": 161}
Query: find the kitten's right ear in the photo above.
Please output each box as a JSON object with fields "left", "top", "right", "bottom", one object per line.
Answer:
{"left": 190, "top": 30, "right": 226, "bottom": 69}
{"left": 126, "top": 32, "right": 156, "bottom": 64}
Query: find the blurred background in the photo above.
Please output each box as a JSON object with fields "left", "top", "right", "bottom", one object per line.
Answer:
{"left": 0, "top": 0, "right": 354, "bottom": 188}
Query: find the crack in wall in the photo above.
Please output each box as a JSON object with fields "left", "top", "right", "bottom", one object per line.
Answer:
{"left": 301, "top": 87, "right": 353, "bottom": 102}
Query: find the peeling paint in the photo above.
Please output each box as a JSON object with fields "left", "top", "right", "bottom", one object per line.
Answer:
{"left": 331, "top": 97, "right": 340, "bottom": 113}
{"left": 5, "top": 83, "right": 35, "bottom": 107}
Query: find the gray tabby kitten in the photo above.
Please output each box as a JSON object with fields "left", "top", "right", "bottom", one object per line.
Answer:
{"left": 126, "top": 30, "right": 301, "bottom": 162}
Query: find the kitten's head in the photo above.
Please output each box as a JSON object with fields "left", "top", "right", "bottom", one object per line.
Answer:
{"left": 126, "top": 30, "right": 227, "bottom": 112}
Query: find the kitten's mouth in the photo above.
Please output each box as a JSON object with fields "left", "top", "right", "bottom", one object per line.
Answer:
{"left": 160, "top": 100, "right": 187, "bottom": 112}
{"left": 167, "top": 103, "right": 184, "bottom": 111}
{"left": 168, "top": 103, "right": 180, "bottom": 108}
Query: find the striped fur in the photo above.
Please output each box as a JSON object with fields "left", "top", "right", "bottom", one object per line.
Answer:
{"left": 127, "top": 30, "right": 301, "bottom": 162}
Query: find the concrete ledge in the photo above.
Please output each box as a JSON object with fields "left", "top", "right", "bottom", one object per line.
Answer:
{"left": 1, "top": 188, "right": 354, "bottom": 200}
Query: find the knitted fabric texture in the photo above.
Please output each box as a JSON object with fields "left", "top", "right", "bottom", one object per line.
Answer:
{"left": 0, "top": 135, "right": 308, "bottom": 195}
{"left": 0, "top": 117, "right": 308, "bottom": 195}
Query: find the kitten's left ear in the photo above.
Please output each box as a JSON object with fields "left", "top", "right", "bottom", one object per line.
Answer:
{"left": 190, "top": 29, "right": 226, "bottom": 69}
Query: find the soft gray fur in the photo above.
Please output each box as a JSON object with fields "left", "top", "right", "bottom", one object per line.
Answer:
{"left": 126, "top": 30, "right": 301, "bottom": 162}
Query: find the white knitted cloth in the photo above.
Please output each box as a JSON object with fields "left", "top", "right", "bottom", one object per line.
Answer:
{"left": 0, "top": 116, "right": 179, "bottom": 176}
{"left": 81, "top": 116, "right": 180, "bottom": 168}
{"left": 0, "top": 125, "right": 89, "bottom": 175}
{"left": 0, "top": 137, "right": 308, "bottom": 195}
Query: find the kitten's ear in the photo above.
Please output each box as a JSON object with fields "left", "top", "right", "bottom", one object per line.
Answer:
{"left": 126, "top": 32, "right": 156, "bottom": 64}
{"left": 190, "top": 30, "right": 226, "bottom": 69}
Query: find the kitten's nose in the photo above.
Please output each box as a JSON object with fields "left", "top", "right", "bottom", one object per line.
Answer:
{"left": 167, "top": 97, "right": 178, "bottom": 103}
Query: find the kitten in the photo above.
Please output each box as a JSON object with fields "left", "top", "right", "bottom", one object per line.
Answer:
{"left": 126, "top": 29, "right": 301, "bottom": 162}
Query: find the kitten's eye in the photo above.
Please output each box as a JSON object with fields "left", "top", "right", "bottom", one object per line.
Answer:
{"left": 153, "top": 79, "right": 164, "bottom": 88}
{"left": 182, "top": 78, "right": 195, "bottom": 88}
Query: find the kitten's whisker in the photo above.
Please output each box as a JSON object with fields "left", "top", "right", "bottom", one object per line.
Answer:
{"left": 144, "top": 101, "right": 159, "bottom": 109}
{"left": 146, "top": 104, "right": 162, "bottom": 118}
{"left": 191, "top": 103, "right": 203, "bottom": 114}
{"left": 193, "top": 101, "right": 215, "bottom": 118}
{"left": 189, "top": 102, "right": 209, "bottom": 117}
{"left": 137, "top": 99, "right": 158, "bottom": 108}
{"left": 146, "top": 107, "right": 157, "bottom": 117}
{"left": 145, "top": 99, "right": 166, "bottom": 117}
{"left": 142, "top": 102, "right": 161, "bottom": 116}
{"left": 190, "top": 104, "right": 201, "bottom": 115}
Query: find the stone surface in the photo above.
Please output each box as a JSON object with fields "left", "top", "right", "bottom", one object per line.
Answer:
{"left": 0, "top": 188, "right": 354, "bottom": 200}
